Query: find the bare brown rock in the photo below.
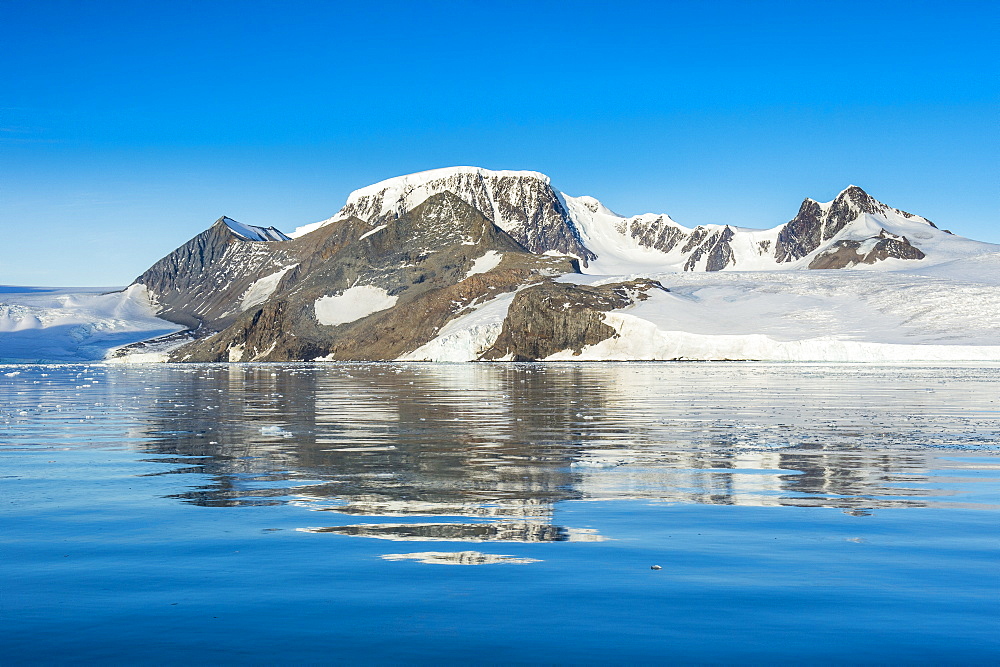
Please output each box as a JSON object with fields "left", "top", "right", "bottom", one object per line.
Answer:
{"left": 808, "top": 231, "right": 926, "bottom": 269}
{"left": 167, "top": 192, "right": 579, "bottom": 362}
{"left": 481, "top": 279, "right": 668, "bottom": 361}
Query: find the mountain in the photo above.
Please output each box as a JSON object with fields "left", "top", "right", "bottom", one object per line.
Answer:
{"left": 292, "top": 167, "right": 981, "bottom": 273}
{"left": 110, "top": 167, "right": 1000, "bottom": 363}
{"left": 313, "top": 167, "right": 595, "bottom": 262}
{"left": 131, "top": 190, "right": 578, "bottom": 362}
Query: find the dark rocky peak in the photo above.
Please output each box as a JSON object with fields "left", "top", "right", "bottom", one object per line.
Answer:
{"left": 404, "top": 190, "right": 492, "bottom": 232}
{"left": 830, "top": 185, "right": 888, "bottom": 218}
{"left": 828, "top": 186, "right": 934, "bottom": 225}
{"left": 776, "top": 187, "right": 895, "bottom": 264}
{"left": 795, "top": 198, "right": 824, "bottom": 219}
{"left": 379, "top": 191, "right": 529, "bottom": 255}
{"left": 775, "top": 198, "right": 824, "bottom": 263}
{"left": 134, "top": 218, "right": 297, "bottom": 331}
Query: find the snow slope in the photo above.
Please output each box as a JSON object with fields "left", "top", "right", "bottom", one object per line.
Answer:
{"left": 0, "top": 285, "right": 184, "bottom": 363}
{"left": 562, "top": 189, "right": 998, "bottom": 274}
{"left": 563, "top": 258, "right": 1000, "bottom": 361}
{"left": 406, "top": 254, "right": 1000, "bottom": 362}
{"left": 398, "top": 289, "right": 521, "bottom": 362}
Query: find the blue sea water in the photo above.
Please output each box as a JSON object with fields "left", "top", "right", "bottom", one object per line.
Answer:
{"left": 2, "top": 363, "right": 999, "bottom": 664}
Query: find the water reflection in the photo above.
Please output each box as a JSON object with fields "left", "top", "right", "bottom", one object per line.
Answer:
{"left": 3, "top": 362, "right": 999, "bottom": 544}
{"left": 380, "top": 551, "right": 541, "bottom": 565}
{"left": 299, "top": 522, "right": 604, "bottom": 542}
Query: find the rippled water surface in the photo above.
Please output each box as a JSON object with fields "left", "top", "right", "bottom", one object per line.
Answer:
{"left": 3, "top": 363, "right": 999, "bottom": 664}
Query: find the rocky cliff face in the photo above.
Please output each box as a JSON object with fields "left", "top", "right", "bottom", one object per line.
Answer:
{"left": 481, "top": 279, "right": 668, "bottom": 361}
{"left": 128, "top": 167, "right": 984, "bottom": 362}
{"left": 622, "top": 215, "right": 686, "bottom": 254}
{"left": 134, "top": 217, "right": 297, "bottom": 330}
{"left": 681, "top": 226, "right": 736, "bottom": 271}
{"left": 331, "top": 167, "right": 595, "bottom": 262}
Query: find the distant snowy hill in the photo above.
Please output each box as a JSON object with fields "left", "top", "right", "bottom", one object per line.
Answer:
{"left": 0, "top": 285, "right": 183, "bottom": 363}
{"left": 2, "top": 166, "right": 998, "bottom": 363}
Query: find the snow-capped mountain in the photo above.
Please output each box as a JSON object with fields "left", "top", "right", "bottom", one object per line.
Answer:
{"left": 565, "top": 184, "right": 967, "bottom": 273}
{"left": 293, "top": 167, "right": 992, "bottom": 275}
{"left": 293, "top": 167, "right": 595, "bottom": 262}
{"left": 5, "top": 166, "right": 996, "bottom": 363}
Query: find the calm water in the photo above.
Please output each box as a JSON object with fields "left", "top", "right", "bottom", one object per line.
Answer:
{"left": 2, "top": 363, "right": 999, "bottom": 664}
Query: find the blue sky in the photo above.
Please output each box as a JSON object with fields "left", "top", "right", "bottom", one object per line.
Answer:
{"left": 2, "top": 0, "right": 997, "bottom": 285}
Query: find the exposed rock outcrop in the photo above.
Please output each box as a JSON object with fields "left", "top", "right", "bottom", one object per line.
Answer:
{"left": 481, "top": 279, "right": 668, "bottom": 361}
{"left": 683, "top": 226, "right": 735, "bottom": 271}
{"left": 807, "top": 230, "right": 926, "bottom": 269}
{"left": 625, "top": 216, "right": 686, "bottom": 254}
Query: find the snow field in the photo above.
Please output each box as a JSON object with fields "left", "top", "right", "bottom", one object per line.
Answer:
{"left": 0, "top": 285, "right": 184, "bottom": 363}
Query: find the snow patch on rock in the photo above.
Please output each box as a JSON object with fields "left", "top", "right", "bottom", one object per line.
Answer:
{"left": 358, "top": 223, "right": 388, "bottom": 241}
{"left": 315, "top": 286, "right": 398, "bottom": 326}
{"left": 464, "top": 251, "right": 503, "bottom": 279}
{"left": 240, "top": 265, "right": 297, "bottom": 311}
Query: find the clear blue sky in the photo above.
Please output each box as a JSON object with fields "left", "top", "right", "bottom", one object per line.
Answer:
{"left": 2, "top": 0, "right": 997, "bottom": 286}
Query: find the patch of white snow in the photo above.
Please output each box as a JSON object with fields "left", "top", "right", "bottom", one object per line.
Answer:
{"left": 399, "top": 290, "right": 520, "bottom": 361}
{"left": 315, "top": 286, "right": 398, "bottom": 326}
{"left": 240, "top": 265, "right": 297, "bottom": 311}
{"left": 358, "top": 224, "right": 389, "bottom": 241}
{"left": 464, "top": 251, "right": 503, "bottom": 279}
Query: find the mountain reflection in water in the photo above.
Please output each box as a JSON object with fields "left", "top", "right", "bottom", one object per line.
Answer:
{"left": 65, "top": 361, "right": 993, "bottom": 544}
{"left": 3, "top": 362, "right": 997, "bottom": 663}
{"left": 4, "top": 362, "right": 997, "bottom": 544}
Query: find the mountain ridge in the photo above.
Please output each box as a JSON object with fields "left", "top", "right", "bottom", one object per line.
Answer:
{"left": 289, "top": 167, "right": 968, "bottom": 274}
{"left": 115, "top": 167, "right": 1000, "bottom": 363}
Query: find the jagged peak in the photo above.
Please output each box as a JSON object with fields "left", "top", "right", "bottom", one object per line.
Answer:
{"left": 404, "top": 189, "right": 480, "bottom": 217}
{"left": 832, "top": 184, "right": 883, "bottom": 211}
{"left": 823, "top": 186, "right": 936, "bottom": 226}
{"left": 796, "top": 197, "right": 825, "bottom": 213}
